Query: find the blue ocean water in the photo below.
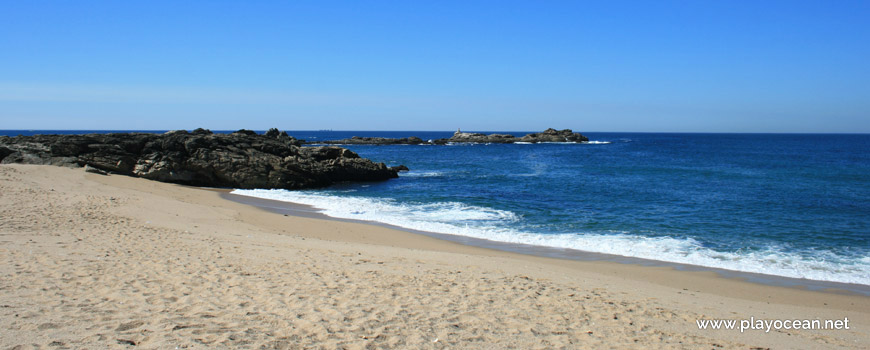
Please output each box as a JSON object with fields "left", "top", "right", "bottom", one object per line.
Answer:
{"left": 239, "top": 131, "right": 870, "bottom": 286}
{"left": 3, "top": 130, "right": 868, "bottom": 285}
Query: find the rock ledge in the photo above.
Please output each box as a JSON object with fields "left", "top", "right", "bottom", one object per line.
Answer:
{"left": 0, "top": 128, "right": 400, "bottom": 190}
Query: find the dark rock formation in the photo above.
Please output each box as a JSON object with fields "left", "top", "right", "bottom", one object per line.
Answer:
{"left": 317, "top": 136, "right": 425, "bottom": 145}
{"left": 518, "top": 128, "right": 588, "bottom": 143}
{"left": 301, "top": 128, "right": 589, "bottom": 146}
{"left": 434, "top": 131, "right": 516, "bottom": 144}
{"left": 429, "top": 128, "right": 588, "bottom": 144}
{"left": 0, "top": 130, "right": 400, "bottom": 190}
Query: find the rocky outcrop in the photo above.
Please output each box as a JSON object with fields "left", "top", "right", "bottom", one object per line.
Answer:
{"left": 434, "top": 131, "right": 517, "bottom": 144}
{"left": 302, "top": 129, "right": 589, "bottom": 146}
{"left": 0, "top": 129, "right": 400, "bottom": 190}
{"left": 517, "top": 128, "right": 588, "bottom": 143}
{"left": 291, "top": 128, "right": 589, "bottom": 146}
{"left": 429, "top": 128, "right": 588, "bottom": 144}
{"left": 317, "top": 136, "right": 425, "bottom": 145}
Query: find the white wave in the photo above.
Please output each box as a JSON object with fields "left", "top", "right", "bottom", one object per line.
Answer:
{"left": 232, "top": 189, "right": 870, "bottom": 286}
{"left": 584, "top": 141, "right": 612, "bottom": 144}
{"left": 234, "top": 189, "right": 517, "bottom": 225}
{"left": 401, "top": 171, "right": 446, "bottom": 178}
{"left": 514, "top": 142, "right": 533, "bottom": 144}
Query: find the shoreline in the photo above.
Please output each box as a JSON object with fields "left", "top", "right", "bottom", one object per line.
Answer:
{"left": 223, "top": 191, "right": 870, "bottom": 296}
{"left": 2, "top": 164, "right": 868, "bottom": 349}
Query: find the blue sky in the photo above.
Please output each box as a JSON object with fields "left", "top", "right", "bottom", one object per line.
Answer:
{"left": 1, "top": 0, "right": 868, "bottom": 132}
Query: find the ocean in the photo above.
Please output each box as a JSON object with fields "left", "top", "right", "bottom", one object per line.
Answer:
{"left": 4, "top": 130, "right": 869, "bottom": 287}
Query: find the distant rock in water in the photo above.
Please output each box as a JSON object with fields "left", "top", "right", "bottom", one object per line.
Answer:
{"left": 301, "top": 128, "right": 590, "bottom": 145}
{"left": 517, "top": 128, "right": 588, "bottom": 143}
{"left": 431, "top": 128, "right": 588, "bottom": 144}
{"left": 0, "top": 129, "right": 401, "bottom": 190}
{"left": 390, "top": 165, "right": 410, "bottom": 172}
{"left": 436, "top": 131, "right": 517, "bottom": 144}
{"left": 317, "top": 136, "right": 425, "bottom": 145}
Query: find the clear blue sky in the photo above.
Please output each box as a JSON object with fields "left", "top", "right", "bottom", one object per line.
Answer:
{"left": 1, "top": 0, "right": 868, "bottom": 132}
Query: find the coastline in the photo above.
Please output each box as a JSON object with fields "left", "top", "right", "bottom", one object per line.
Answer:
{"left": 2, "top": 164, "right": 867, "bottom": 349}
{"left": 223, "top": 191, "right": 870, "bottom": 296}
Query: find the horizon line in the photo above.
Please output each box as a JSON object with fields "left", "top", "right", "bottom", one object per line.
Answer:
{"left": 1, "top": 129, "right": 869, "bottom": 135}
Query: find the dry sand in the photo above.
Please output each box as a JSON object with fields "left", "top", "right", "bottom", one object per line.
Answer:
{"left": 1, "top": 164, "right": 867, "bottom": 349}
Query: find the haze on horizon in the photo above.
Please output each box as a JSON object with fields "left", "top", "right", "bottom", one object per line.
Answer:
{"left": 1, "top": 1, "right": 868, "bottom": 133}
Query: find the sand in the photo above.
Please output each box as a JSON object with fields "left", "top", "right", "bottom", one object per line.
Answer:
{"left": 0, "top": 164, "right": 867, "bottom": 349}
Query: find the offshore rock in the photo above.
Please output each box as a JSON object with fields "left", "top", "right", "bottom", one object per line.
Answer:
{"left": 317, "top": 136, "right": 425, "bottom": 145}
{"left": 297, "top": 128, "right": 589, "bottom": 146}
{"left": 0, "top": 130, "right": 399, "bottom": 190}
{"left": 430, "top": 128, "right": 588, "bottom": 144}
{"left": 435, "top": 131, "right": 516, "bottom": 144}
{"left": 518, "top": 128, "right": 588, "bottom": 143}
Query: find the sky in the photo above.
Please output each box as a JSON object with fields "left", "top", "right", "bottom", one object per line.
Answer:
{"left": 1, "top": 0, "right": 868, "bottom": 132}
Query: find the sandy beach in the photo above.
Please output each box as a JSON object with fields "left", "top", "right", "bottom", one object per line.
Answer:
{"left": 1, "top": 164, "right": 867, "bottom": 349}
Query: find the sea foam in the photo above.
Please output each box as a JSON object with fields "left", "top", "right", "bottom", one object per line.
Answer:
{"left": 400, "top": 171, "right": 446, "bottom": 178}
{"left": 232, "top": 189, "right": 870, "bottom": 286}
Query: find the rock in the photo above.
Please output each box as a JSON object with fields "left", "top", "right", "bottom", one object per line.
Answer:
{"left": 390, "top": 165, "right": 410, "bottom": 172}
{"left": 84, "top": 165, "right": 108, "bottom": 175}
{"left": 261, "top": 128, "right": 303, "bottom": 146}
{"left": 232, "top": 129, "right": 258, "bottom": 136}
{"left": 438, "top": 131, "right": 516, "bottom": 144}
{"left": 0, "top": 129, "right": 403, "bottom": 190}
{"left": 430, "top": 128, "right": 587, "bottom": 144}
{"left": 317, "top": 136, "right": 425, "bottom": 145}
{"left": 0, "top": 144, "right": 14, "bottom": 163}
{"left": 307, "top": 128, "right": 588, "bottom": 145}
{"left": 264, "top": 128, "right": 281, "bottom": 138}
{"left": 518, "top": 128, "right": 588, "bottom": 143}
{"left": 292, "top": 128, "right": 592, "bottom": 146}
